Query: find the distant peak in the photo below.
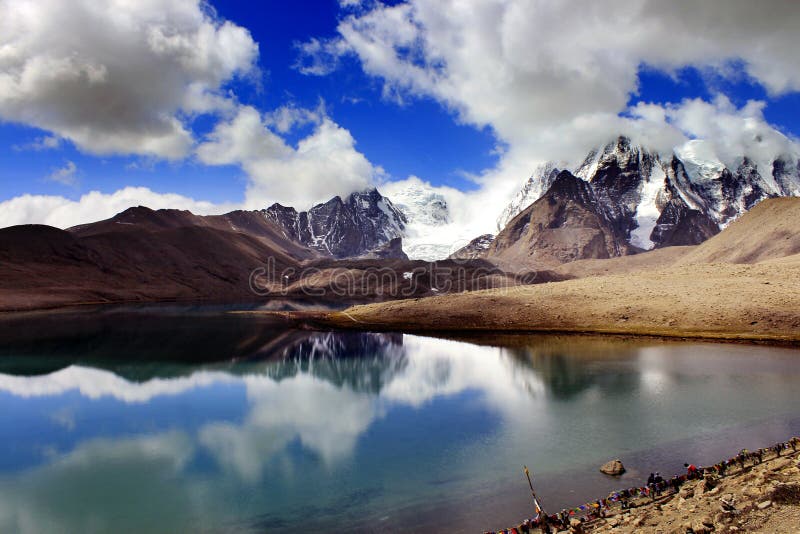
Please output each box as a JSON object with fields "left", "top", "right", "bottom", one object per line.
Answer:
{"left": 347, "top": 187, "right": 383, "bottom": 200}
{"left": 119, "top": 205, "right": 154, "bottom": 215}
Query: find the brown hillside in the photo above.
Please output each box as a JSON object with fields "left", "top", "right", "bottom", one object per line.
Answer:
{"left": 315, "top": 198, "right": 800, "bottom": 342}
{"left": 678, "top": 197, "right": 800, "bottom": 265}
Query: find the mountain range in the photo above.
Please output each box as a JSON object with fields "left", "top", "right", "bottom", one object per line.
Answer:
{"left": 263, "top": 188, "right": 408, "bottom": 259}
{"left": 477, "top": 136, "right": 800, "bottom": 267}
{"left": 0, "top": 202, "right": 534, "bottom": 311}
{"left": 317, "top": 196, "right": 800, "bottom": 341}
{"left": 2, "top": 133, "right": 799, "bottom": 310}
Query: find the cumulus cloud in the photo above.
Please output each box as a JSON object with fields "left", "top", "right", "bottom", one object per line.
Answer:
{"left": 317, "top": 0, "right": 800, "bottom": 148}
{"left": 0, "top": 186, "right": 230, "bottom": 229}
{"left": 46, "top": 160, "right": 77, "bottom": 186}
{"left": 0, "top": 100, "right": 378, "bottom": 228}
{"left": 197, "top": 105, "right": 379, "bottom": 209}
{"left": 0, "top": 0, "right": 258, "bottom": 159}
{"left": 296, "top": 0, "right": 800, "bottom": 237}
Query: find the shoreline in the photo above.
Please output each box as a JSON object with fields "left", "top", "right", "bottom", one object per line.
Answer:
{"left": 231, "top": 308, "right": 800, "bottom": 347}
{"left": 488, "top": 438, "right": 800, "bottom": 534}
{"left": 296, "top": 260, "right": 800, "bottom": 347}
{"left": 2, "top": 301, "right": 798, "bottom": 347}
{"left": 307, "top": 315, "right": 800, "bottom": 346}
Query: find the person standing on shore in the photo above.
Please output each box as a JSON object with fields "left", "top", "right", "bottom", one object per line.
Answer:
{"left": 684, "top": 463, "right": 698, "bottom": 479}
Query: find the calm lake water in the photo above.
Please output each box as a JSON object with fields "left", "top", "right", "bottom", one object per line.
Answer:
{"left": 0, "top": 306, "right": 799, "bottom": 533}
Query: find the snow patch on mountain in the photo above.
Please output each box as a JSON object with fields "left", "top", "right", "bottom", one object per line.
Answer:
{"left": 383, "top": 178, "right": 464, "bottom": 261}
{"left": 384, "top": 180, "right": 450, "bottom": 227}
{"left": 674, "top": 140, "right": 726, "bottom": 184}
{"left": 630, "top": 163, "right": 666, "bottom": 250}
{"left": 496, "top": 162, "right": 561, "bottom": 231}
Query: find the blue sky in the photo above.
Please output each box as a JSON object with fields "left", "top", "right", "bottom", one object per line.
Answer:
{"left": 1, "top": 0, "right": 799, "bottom": 229}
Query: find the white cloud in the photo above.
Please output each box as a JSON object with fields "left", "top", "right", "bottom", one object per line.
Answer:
{"left": 13, "top": 135, "right": 61, "bottom": 151}
{"left": 660, "top": 96, "right": 800, "bottom": 171}
{"left": 298, "top": 0, "right": 800, "bottom": 238}
{"left": 321, "top": 0, "right": 800, "bottom": 146}
{"left": 263, "top": 103, "right": 323, "bottom": 134}
{"left": 293, "top": 37, "right": 346, "bottom": 76}
{"left": 197, "top": 105, "right": 379, "bottom": 209}
{"left": 46, "top": 160, "right": 77, "bottom": 186}
{"left": 0, "top": 0, "right": 258, "bottom": 159}
{"left": 0, "top": 186, "right": 230, "bottom": 229}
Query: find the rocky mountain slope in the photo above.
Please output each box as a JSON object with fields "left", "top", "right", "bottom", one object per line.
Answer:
{"left": 0, "top": 205, "right": 551, "bottom": 312}
{"left": 263, "top": 188, "right": 408, "bottom": 259}
{"left": 486, "top": 171, "right": 637, "bottom": 268}
{"left": 0, "top": 207, "right": 317, "bottom": 311}
{"left": 450, "top": 234, "right": 494, "bottom": 260}
{"left": 493, "top": 136, "right": 800, "bottom": 264}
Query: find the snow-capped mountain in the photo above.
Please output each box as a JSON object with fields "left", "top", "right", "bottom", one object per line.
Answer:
{"left": 498, "top": 136, "right": 800, "bottom": 252}
{"left": 382, "top": 181, "right": 459, "bottom": 261}
{"left": 496, "top": 162, "right": 561, "bottom": 231}
{"left": 263, "top": 188, "right": 407, "bottom": 259}
{"left": 387, "top": 181, "right": 450, "bottom": 226}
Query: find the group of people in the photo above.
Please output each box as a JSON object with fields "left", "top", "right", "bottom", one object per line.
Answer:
{"left": 484, "top": 436, "right": 799, "bottom": 534}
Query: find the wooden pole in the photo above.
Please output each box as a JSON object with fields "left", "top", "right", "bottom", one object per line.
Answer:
{"left": 524, "top": 465, "right": 545, "bottom": 515}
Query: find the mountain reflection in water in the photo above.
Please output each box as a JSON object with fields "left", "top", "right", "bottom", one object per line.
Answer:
{"left": 0, "top": 307, "right": 799, "bottom": 533}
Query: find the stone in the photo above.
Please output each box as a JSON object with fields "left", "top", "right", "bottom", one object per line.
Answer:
{"left": 600, "top": 459, "right": 626, "bottom": 476}
{"left": 757, "top": 500, "right": 772, "bottom": 510}
{"left": 703, "top": 474, "right": 718, "bottom": 492}
{"left": 742, "top": 485, "right": 761, "bottom": 499}
{"left": 701, "top": 515, "right": 714, "bottom": 528}
{"left": 568, "top": 517, "right": 584, "bottom": 533}
{"left": 679, "top": 486, "right": 695, "bottom": 499}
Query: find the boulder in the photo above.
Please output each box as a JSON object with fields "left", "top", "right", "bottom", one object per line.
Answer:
{"left": 757, "top": 500, "right": 772, "bottom": 510}
{"left": 569, "top": 517, "right": 584, "bottom": 533}
{"left": 600, "top": 459, "right": 626, "bottom": 476}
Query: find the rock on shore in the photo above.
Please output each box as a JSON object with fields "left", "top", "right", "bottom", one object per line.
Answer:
{"left": 600, "top": 460, "right": 626, "bottom": 476}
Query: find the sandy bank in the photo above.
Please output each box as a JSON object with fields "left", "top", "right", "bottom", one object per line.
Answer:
{"left": 314, "top": 260, "right": 800, "bottom": 344}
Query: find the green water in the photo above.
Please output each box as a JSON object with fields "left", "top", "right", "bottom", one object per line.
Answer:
{"left": 0, "top": 307, "right": 798, "bottom": 533}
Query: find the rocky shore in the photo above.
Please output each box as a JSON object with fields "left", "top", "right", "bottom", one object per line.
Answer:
{"left": 587, "top": 450, "right": 800, "bottom": 533}
{"left": 491, "top": 441, "right": 800, "bottom": 534}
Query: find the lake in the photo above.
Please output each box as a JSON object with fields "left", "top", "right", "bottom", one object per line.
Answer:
{"left": 0, "top": 306, "right": 799, "bottom": 533}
